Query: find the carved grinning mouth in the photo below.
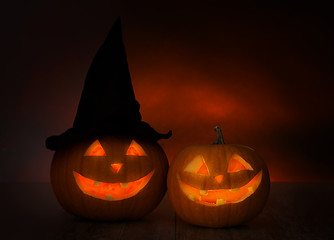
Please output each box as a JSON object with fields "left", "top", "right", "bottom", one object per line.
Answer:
{"left": 73, "top": 170, "right": 154, "bottom": 201}
{"left": 177, "top": 170, "right": 262, "bottom": 206}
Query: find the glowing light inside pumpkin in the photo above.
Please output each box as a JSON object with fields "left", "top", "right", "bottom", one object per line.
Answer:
{"left": 184, "top": 155, "right": 210, "bottom": 175}
{"left": 73, "top": 170, "right": 154, "bottom": 201}
{"left": 110, "top": 163, "right": 123, "bottom": 173}
{"left": 177, "top": 170, "right": 262, "bottom": 206}
{"left": 214, "top": 175, "right": 223, "bottom": 183}
{"left": 227, "top": 155, "right": 253, "bottom": 173}
{"left": 126, "top": 140, "right": 147, "bottom": 156}
{"left": 84, "top": 140, "right": 106, "bottom": 156}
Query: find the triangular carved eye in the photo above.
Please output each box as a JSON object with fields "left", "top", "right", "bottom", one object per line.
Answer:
{"left": 126, "top": 140, "right": 147, "bottom": 156}
{"left": 227, "top": 155, "right": 253, "bottom": 173}
{"left": 184, "top": 155, "right": 210, "bottom": 175}
{"left": 84, "top": 140, "right": 106, "bottom": 156}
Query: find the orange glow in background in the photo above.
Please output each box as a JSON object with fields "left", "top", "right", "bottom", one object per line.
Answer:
{"left": 2, "top": 1, "right": 333, "bottom": 182}
{"left": 130, "top": 57, "right": 333, "bottom": 182}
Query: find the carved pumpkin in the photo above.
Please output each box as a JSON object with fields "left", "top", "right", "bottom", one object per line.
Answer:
{"left": 51, "top": 135, "right": 169, "bottom": 220}
{"left": 167, "top": 126, "right": 270, "bottom": 227}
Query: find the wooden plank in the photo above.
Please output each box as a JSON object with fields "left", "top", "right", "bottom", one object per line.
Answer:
{"left": 175, "top": 182, "right": 334, "bottom": 240}
{"left": 175, "top": 215, "right": 271, "bottom": 240}
{"left": 56, "top": 195, "right": 175, "bottom": 240}
{"left": 0, "top": 183, "right": 175, "bottom": 240}
{"left": 1, "top": 182, "right": 334, "bottom": 239}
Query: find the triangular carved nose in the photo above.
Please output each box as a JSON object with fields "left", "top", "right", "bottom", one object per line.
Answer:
{"left": 214, "top": 175, "right": 223, "bottom": 183}
{"left": 110, "top": 163, "right": 123, "bottom": 173}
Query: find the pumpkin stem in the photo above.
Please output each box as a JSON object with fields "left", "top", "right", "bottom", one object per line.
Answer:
{"left": 213, "top": 126, "right": 225, "bottom": 144}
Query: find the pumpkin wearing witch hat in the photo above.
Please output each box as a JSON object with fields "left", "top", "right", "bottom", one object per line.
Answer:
{"left": 46, "top": 18, "right": 171, "bottom": 220}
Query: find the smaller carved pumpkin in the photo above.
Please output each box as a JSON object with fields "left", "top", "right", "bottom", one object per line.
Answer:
{"left": 167, "top": 126, "right": 270, "bottom": 227}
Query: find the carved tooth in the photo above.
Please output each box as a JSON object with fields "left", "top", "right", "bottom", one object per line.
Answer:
{"left": 200, "top": 190, "right": 208, "bottom": 195}
{"left": 121, "top": 182, "right": 128, "bottom": 188}
{"left": 229, "top": 188, "right": 240, "bottom": 192}
{"left": 248, "top": 186, "right": 255, "bottom": 193}
{"left": 94, "top": 181, "right": 100, "bottom": 186}
{"left": 187, "top": 194, "right": 197, "bottom": 201}
{"left": 106, "top": 195, "right": 113, "bottom": 201}
{"left": 216, "top": 199, "right": 225, "bottom": 205}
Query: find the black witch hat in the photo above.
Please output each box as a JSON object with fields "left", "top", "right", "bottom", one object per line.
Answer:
{"left": 46, "top": 18, "right": 171, "bottom": 151}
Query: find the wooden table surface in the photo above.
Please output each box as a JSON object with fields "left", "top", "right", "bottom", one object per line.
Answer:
{"left": 1, "top": 182, "right": 333, "bottom": 240}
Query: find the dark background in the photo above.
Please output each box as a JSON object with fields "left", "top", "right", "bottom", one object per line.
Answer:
{"left": 1, "top": 0, "right": 333, "bottom": 182}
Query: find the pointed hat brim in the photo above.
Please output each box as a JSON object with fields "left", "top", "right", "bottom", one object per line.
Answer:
{"left": 46, "top": 122, "right": 172, "bottom": 151}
